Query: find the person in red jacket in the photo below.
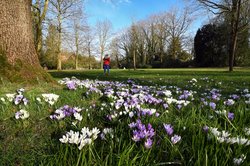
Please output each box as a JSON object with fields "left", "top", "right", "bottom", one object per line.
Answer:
{"left": 103, "top": 54, "right": 110, "bottom": 75}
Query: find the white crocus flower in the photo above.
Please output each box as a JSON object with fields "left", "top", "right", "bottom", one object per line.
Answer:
{"left": 36, "top": 97, "right": 41, "bottom": 102}
{"left": 216, "top": 137, "right": 226, "bottom": 143}
{"left": 68, "top": 131, "right": 80, "bottom": 144}
{"left": 21, "top": 109, "right": 30, "bottom": 119}
{"left": 81, "top": 127, "right": 90, "bottom": 136}
{"left": 91, "top": 127, "right": 100, "bottom": 139}
{"left": 243, "top": 89, "right": 249, "bottom": 93}
{"left": 233, "top": 154, "right": 246, "bottom": 165}
{"left": 74, "top": 112, "right": 83, "bottom": 121}
{"left": 15, "top": 109, "right": 30, "bottom": 120}
{"left": 244, "top": 128, "right": 250, "bottom": 136}
{"left": 129, "top": 111, "right": 134, "bottom": 117}
{"left": 6, "top": 93, "right": 15, "bottom": 102}
{"left": 191, "top": 78, "right": 197, "bottom": 82}
{"left": 221, "top": 130, "right": 230, "bottom": 138}
{"left": 245, "top": 99, "right": 250, "bottom": 104}
{"left": 74, "top": 107, "right": 82, "bottom": 112}
{"left": 163, "top": 90, "right": 172, "bottom": 97}
{"left": 41, "top": 93, "right": 59, "bottom": 105}
{"left": 0, "top": 97, "right": 5, "bottom": 102}
{"left": 210, "top": 127, "right": 221, "bottom": 137}
{"left": 59, "top": 135, "right": 69, "bottom": 143}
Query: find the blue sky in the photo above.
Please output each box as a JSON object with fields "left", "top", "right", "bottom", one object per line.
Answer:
{"left": 85, "top": 0, "right": 199, "bottom": 32}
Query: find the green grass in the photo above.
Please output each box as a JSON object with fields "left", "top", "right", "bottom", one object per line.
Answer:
{"left": 49, "top": 68, "right": 250, "bottom": 82}
{"left": 49, "top": 68, "right": 250, "bottom": 93}
{"left": 0, "top": 68, "right": 250, "bottom": 165}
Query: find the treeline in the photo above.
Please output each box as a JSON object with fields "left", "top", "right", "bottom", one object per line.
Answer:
{"left": 109, "top": 8, "right": 194, "bottom": 69}
{"left": 194, "top": 17, "right": 250, "bottom": 67}
{"left": 32, "top": 0, "right": 250, "bottom": 70}
{"left": 110, "top": 5, "right": 250, "bottom": 69}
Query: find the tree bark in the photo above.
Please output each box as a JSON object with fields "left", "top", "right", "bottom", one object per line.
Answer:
{"left": 88, "top": 42, "right": 91, "bottom": 70}
{"left": 133, "top": 49, "right": 136, "bottom": 70}
{"left": 100, "top": 46, "right": 104, "bottom": 69}
{"left": 33, "top": 0, "right": 49, "bottom": 57}
{"left": 229, "top": 0, "right": 241, "bottom": 72}
{"left": 57, "top": 14, "right": 62, "bottom": 70}
{"left": 0, "top": 0, "right": 53, "bottom": 83}
{"left": 75, "top": 26, "right": 79, "bottom": 70}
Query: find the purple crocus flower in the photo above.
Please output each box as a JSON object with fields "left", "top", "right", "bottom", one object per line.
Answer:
{"left": 230, "top": 94, "right": 239, "bottom": 100}
{"left": 132, "top": 130, "right": 141, "bottom": 142}
{"left": 211, "top": 94, "right": 221, "bottom": 101}
{"left": 67, "top": 81, "right": 77, "bottom": 90}
{"left": 163, "top": 103, "right": 168, "bottom": 109}
{"left": 155, "top": 112, "right": 160, "bottom": 117}
{"left": 146, "top": 124, "right": 155, "bottom": 137}
{"left": 224, "top": 99, "right": 235, "bottom": 106}
{"left": 177, "top": 104, "right": 182, "bottom": 109}
{"left": 15, "top": 111, "right": 22, "bottom": 119}
{"left": 106, "top": 115, "right": 112, "bottom": 121}
{"left": 203, "top": 126, "right": 209, "bottom": 133}
{"left": 209, "top": 102, "right": 216, "bottom": 110}
{"left": 228, "top": 112, "right": 234, "bottom": 121}
{"left": 163, "top": 123, "right": 174, "bottom": 136}
{"left": 14, "top": 95, "right": 23, "bottom": 105}
{"left": 144, "top": 138, "right": 153, "bottom": 149}
{"left": 171, "top": 135, "right": 181, "bottom": 144}
{"left": 128, "top": 122, "right": 137, "bottom": 128}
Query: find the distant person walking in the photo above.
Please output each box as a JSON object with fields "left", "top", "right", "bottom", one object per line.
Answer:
{"left": 103, "top": 54, "right": 110, "bottom": 76}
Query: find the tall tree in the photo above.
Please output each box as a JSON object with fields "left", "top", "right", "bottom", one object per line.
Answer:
{"left": 154, "top": 13, "right": 169, "bottom": 63}
{"left": 96, "top": 19, "right": 113, "bottom": 69}
{"left": 49, "top": 0, "right": 81, "bottom": 70}
{"left": 32, "top": 0, "right": 49, "bottom": 57}
{"left": 110, "top": 37, "right": 122, "bottom": 68}
{"left": 165, "top": 8, "right": 193, "bottom": 60}
{"left": 0, "top": 0, "right": 52, "bottom": 83}
{"left": 44, "top": 24, "right": 59, "bottom": 69}
{"left": 130, "top": 23, "right": 139, "bottom": 70}
{"left": 194, "top": 23, "right": 228, "bottom": 67}
{"left": 197, "top": 0, "right": 249, "bottom": 71}
{"left": 83, "top": 26, "right": 94, "bottom": 70}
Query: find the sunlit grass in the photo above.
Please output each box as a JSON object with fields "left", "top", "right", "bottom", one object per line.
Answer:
{"left": 0, "top": 68, "right": 250, "bottom": 165}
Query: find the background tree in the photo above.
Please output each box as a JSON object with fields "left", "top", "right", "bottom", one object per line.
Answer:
{"left": 154, "top": 13, "right": 169, "bottom": 64}
{"left": 49, "top": 0, "right": 81, "bottom": 70}
{"left": 83, "top": 26, "right": 95, "bottom": 69}
{"left": 96, "top": 19, "right": 113, "bottom": 69}
{"left": 197, "top": 0, "right": 250, "bottom": 71}
{"left": 130, "top": 23, "right": 139, "bottom": 70}
{"left": 69, "top": 16, "right": 86, "bottom": 70}
{"left": 194, "top": 23, "right": 228, "bottom": 67}
{"left": 0, "top": 0, "right": 52, "bottom": 83}
{"left": 32, "top": 0, "right": 49, "bottom": 58}
{"left": 165, "top": 8, "right": 193, "bottom": 60}
{"left": 110, "top": 37, "right": 123, "bottom": 68}
{"left": 235, "top": 28, "right": 250, "bottom": 66}
{"left": 115, "top": 7, "right": 194, "bottom": 68}
{"left": 43, "top": 24, "right": 59, "bottom": 69}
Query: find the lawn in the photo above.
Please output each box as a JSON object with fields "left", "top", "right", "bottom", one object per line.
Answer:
{"left": 0, "top": 68, "right": 250, "bottom": 165}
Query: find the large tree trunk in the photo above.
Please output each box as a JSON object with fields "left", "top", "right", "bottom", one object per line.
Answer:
{"left": 0, "top": 0, "right": 53, "bottom": 83}
{"left": 229, "top": 0, "right": 241, "bottom": 72}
